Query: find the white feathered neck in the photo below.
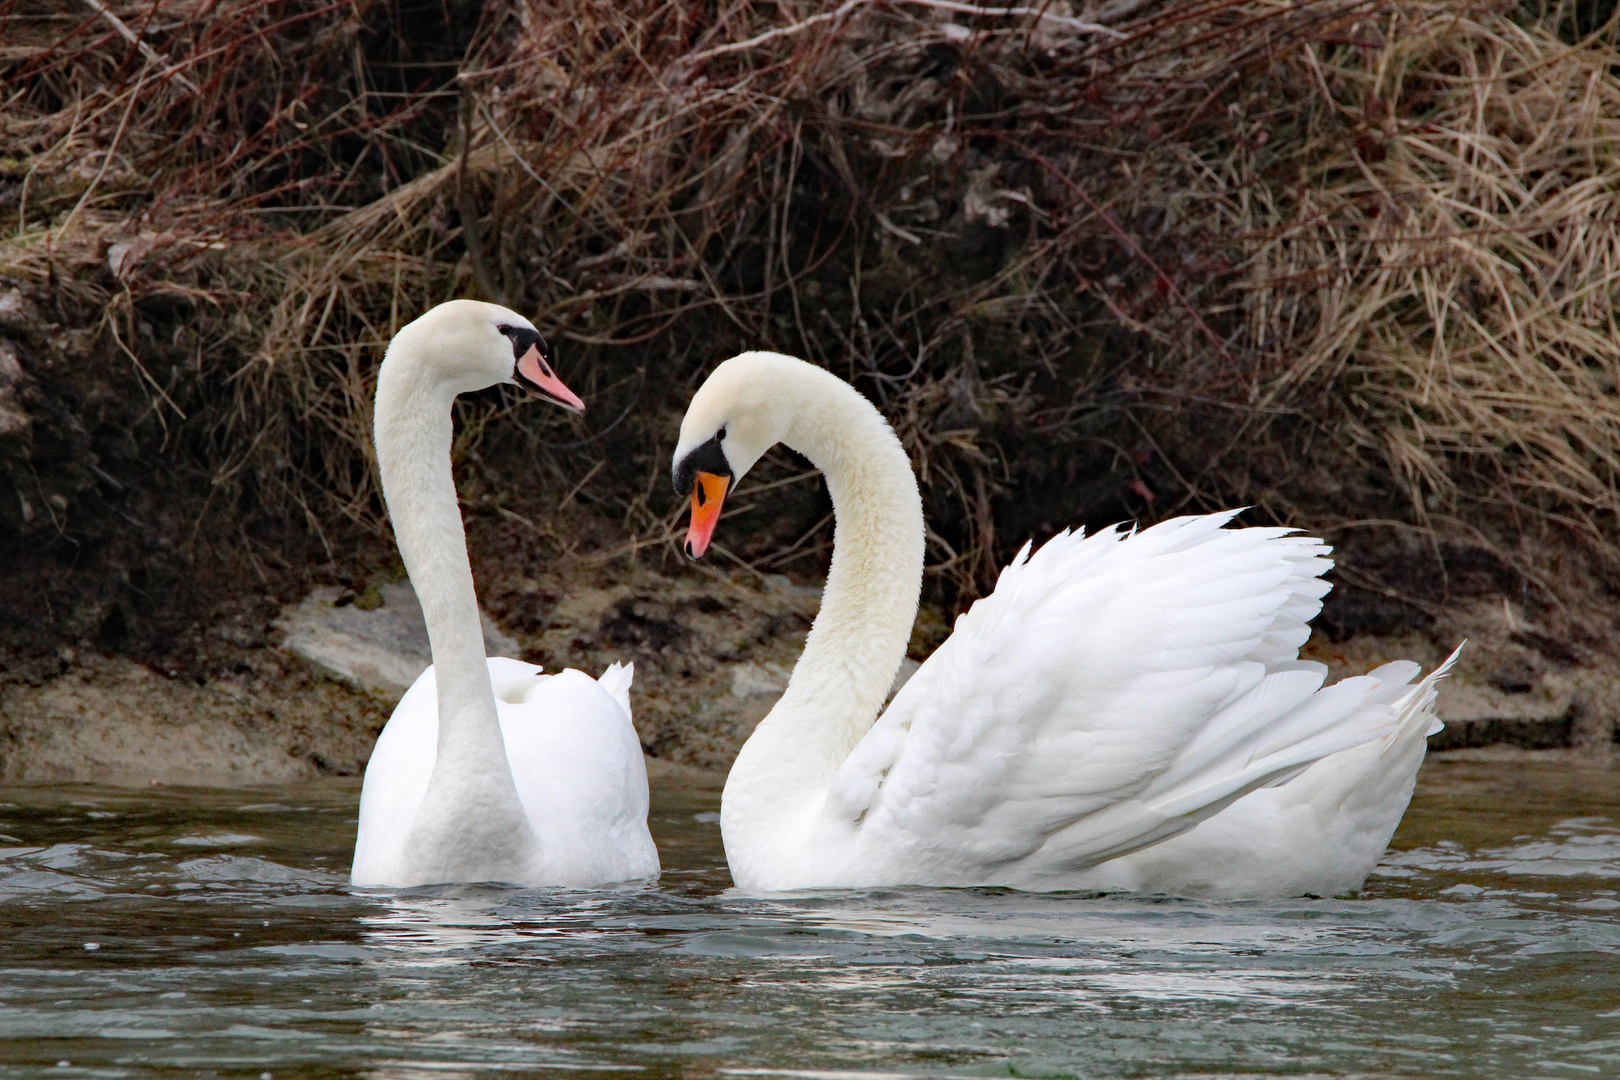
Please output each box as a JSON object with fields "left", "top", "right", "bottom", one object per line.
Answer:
{"left": 719, "top": 359, "right": 925, "bottom": 866}
{"left": 372, "top": 325, "right": 540, "bottom": 882}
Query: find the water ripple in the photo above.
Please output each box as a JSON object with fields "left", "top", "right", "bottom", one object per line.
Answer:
{"left": 0, "top": 765, "right": 1614, "bottom": 1079}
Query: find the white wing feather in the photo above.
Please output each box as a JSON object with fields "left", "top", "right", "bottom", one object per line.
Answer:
{"left": 820, "top": 512, "right": 1399, "bottom": 888}
{"left": 1069, "top": 644, "right": 1461, "bottom": 897}
{"left": 596, "top": 661, "right": 636, "bottom": 722}
{"left": 498, "top": 662, "right": 657, "bottom": 884}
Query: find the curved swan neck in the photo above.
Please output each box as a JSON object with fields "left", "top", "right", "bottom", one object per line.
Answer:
{"left": 373, "top": 342, "right": 514, "bottom": 798}
{"left": 729, "top": 364, "right": 925, "bottom": 811}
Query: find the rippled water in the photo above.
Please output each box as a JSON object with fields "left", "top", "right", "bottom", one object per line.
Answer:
{"left": 2, "top": 758, "right": 1617, "bottom": 1079}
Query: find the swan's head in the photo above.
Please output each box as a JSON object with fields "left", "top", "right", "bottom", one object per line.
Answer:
{"left": 388, "top": 299, "right": 584, "bottom": 411}
{"left": 671, "top": 352, "right": 799, "bottom": 559}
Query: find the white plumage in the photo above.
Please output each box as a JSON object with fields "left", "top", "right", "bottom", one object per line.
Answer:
{"left": 672, "top": 352, "right": 1455, "bottom": 895}
{"left": 352, "top": 659, "right": 656, "bottom": 887}
{"left": 350, "top": 301, "right": 657, "bottom": 888}
{"left": 1071, "top": 644, "right": 1459, "bottom": 897}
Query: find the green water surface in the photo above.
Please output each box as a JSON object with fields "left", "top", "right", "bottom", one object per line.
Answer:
{"left": 0, "top": 757, "right": 1616, "bottom": 1079}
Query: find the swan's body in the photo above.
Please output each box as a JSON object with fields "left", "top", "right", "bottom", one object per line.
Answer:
{"left": 672, "top": 352, "right": 1453, "bottom": 895}
{"left": 1070, "top": 646, "right": 1457, "bottom": 897}
{"left": 352, "top": 658, "right": 655, "bottom": 886}
{"left": 351, "top": 300, "right": 657, "bottom": 888}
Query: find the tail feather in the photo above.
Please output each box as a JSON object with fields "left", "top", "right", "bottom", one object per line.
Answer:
{"left": 1384, "top": 642, "right": 1463, "bottom": 748}
{"left": 1362, "top": 660, "right": 1422, "bottom": 705}
{"left": 1147, "top": 694, "right": 1399, "bottom": 819}
{"left": 598, "top": 661, "right": 635, "bottom": 721}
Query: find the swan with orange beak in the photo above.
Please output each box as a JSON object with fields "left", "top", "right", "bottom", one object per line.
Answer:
{"left": 669, "top": 351, "right": 1452, "bottom": 897}
{"left": 671, "top": 353, "right": 788, "bottom": 559}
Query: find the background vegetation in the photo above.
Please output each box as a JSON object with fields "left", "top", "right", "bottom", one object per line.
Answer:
{"left": 4, "top": 0, "right": 1620, "bottom": 688}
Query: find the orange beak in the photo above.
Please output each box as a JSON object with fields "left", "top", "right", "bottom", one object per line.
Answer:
{"left": 685, "top": 472, "right": 730, "bottom": 559}
{"left": 515, "top": 345, "right": 586, "bottom": 413}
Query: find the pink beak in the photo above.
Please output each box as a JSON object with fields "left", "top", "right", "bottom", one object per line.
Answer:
{"left": 516, "top": 346, "right": 586, "bottom": 413}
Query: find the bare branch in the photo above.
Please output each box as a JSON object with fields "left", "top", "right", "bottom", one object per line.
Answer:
{"left": 78, "top": 0, "right": 201, "bottom": 95}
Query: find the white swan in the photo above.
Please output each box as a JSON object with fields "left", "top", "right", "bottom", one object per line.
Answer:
{"left": 672, "top": 351, "right": 1452, "bottom": 895}
{"left": 351, "top": 300, "right": 658, "bottom": 888}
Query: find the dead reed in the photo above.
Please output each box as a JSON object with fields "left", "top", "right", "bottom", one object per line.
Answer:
{"left": 1225, "top": 5, "right": 1620, "bottom": 581}
{"left": 4, "top": 0, "right": 1619, "bottom": 640}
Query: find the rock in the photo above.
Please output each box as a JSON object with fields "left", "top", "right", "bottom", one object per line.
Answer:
{"left": 1432, "top": 673, "right": 1576, "bottom": 749}
{"left": 274, "top": 581, "right": 521, "bottom": 700}
{"left": 0, "top": 338, "right": 22, "bottom": 385}
{"left": 725, "top": 655, "right": 921, "bottom": 704}
{"left": 1439, "top": 675, "right": 1571, "bottom": 725}
{"left": 729, "top": 661, "right": 788, "bottom": 698}
{"left": 0, "top": 653, "right": 378, "bottom": 785}
{"left": 0, "top": 288, "right": 41, "bottom": 331}
{"left": 890, "top": 657, "right": 921, "bottom": 700}
{"left": 761, "top": 573, "right": 823, "bottom": 599}
{"left": 0, "top": 340, "right": 29, "bottom": 439}
{"left": 1302, "top": 628, "right": 1597, "bottom": 753}
{"left": 1428, "top": 713, "right": 1574, "bottom": 751}
{"left": 1425, "top": 666, "right": 1620, "bottom": 752}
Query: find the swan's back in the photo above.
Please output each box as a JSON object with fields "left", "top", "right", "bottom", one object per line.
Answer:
{"left": 495, "top": 661, "right": 657, "bottom": 885}
{"left": 352, "top": 658, "right": 657, "bottom": 887}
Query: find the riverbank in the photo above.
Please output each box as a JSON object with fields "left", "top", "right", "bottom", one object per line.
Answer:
{"left": 5, "top": 2, "right": 1620, "bottom": 785}
{"left": 3, "top": 547, "right": 1613, "bottom": 786}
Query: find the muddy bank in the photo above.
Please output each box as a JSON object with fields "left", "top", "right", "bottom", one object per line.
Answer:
{"left": 1306, "top": 596, "right": 1620, "bottom": 758}
{"left": 0, "top": 553, "right": 831, "bottom": 784}
{"left": 6, "top": 1, "right": 1620, "bottom": 795}
{"left": 3, "top": 550, "right": 1615, "bottom": 786}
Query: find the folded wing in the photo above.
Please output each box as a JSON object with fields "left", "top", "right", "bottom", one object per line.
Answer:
{"left": 821, "top": 511, "right": 1400, "bottom": 888}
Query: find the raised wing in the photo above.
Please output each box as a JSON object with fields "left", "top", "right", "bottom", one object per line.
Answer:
{"left": 820, "top": 511, "right": 1399, "bottom": 888}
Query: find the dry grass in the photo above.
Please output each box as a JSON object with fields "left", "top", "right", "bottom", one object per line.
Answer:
{"left": 1227, "top": 6, "right": 1620, "bottom": 567}
{"left": 4, "top": 0, "right": 1620, "bottom": 651}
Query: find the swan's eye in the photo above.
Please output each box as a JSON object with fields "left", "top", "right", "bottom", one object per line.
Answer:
{"left": 498, "top": 324, "right": 548, "bottom": 365}
{"left": 717, "top": 426, "right": 727, "bottom": 441}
